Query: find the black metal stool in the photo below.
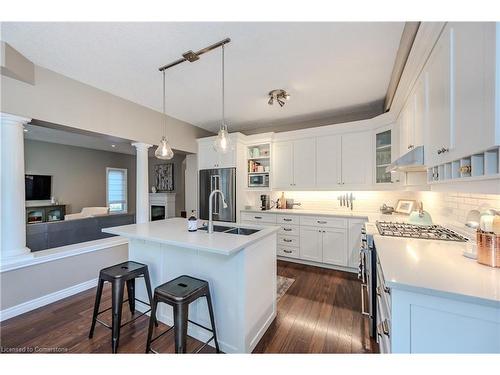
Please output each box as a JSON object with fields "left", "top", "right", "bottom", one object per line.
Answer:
{"left": 88, "top": 261, "right": 157, "bottom": 353}
{"left": 145, "top": 275, "right": 220, "bottom": 354}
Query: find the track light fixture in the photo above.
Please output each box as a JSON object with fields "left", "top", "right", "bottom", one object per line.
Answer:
{"left": 268, "top": 89, "right": 290, "bottom": 107}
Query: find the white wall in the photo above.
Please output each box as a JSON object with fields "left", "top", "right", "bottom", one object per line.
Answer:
{"left": 0, "top": 243, "right": 128, "bottom": 313}
{"left": 1, "top": 65, "right": 212, "bottom": 153}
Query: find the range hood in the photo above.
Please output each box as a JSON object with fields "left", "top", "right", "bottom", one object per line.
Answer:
{"left": 386, "top": 145, "right": 426, "bottom": 172}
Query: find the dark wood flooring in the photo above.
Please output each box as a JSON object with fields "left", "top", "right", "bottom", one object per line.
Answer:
{"left": 0, "top": 260, "right": 377, "bottom": 354}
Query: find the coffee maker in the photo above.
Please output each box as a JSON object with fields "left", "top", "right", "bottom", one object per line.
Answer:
{"left": 260, "top": 194, "right": 270, "bottom": 211}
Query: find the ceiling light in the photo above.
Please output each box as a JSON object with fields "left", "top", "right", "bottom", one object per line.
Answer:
{"left": 23, "top": 127, "right": 28, "bottom": 132}
{"left": 111, "top": 144, "right": 116, "bottom": 148}
{"left": 268, "top": 89, "right": 291, "bottom": 107}
{"left": 154, "top": 70, "right": 174, "bottom": 160}
{"left": 213, "top": 44, "right": 233, "bottom": 154}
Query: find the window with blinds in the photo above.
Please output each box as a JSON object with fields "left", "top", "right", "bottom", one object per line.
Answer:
{"left": 106, "top": 168, "right": 128, "bottom": 213}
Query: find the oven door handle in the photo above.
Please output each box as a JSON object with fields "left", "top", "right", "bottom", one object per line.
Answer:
{"left": 361, "top": 283, "right": 370, "bottom": 317}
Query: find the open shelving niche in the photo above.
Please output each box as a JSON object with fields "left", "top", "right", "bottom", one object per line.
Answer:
{"left": 427, "top": 146, "right": 500, "bottom": 184}
{"left": 246, "top": 143, "right": 271, "bottom": 190}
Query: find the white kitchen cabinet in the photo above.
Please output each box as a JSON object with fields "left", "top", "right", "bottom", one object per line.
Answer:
{"left": 273, "top": 139, "right": 316, "bottom": 189}
{"left": 341, "top": 131, "right": 372, "bottom": 185}
{"left": 348, "top": 219, "right": 366, "bottom": 268}
{"left": 198, "top": 140, "right": 236, "bottom": 169}
{"left": 273, "top": 141, "right": 294, "bottom": 188}
{"left": 293, "top": 138, "right": 316, "bottom": 188}
{"left": 316, "top": 135, "right": 342, "bottom": 187}
{"left": 412, "top": 76, "right": 425, "bottom": 149}
{"left": 299, "top": 227, "right": 323, "bottom": 262}
{"left": 321, "top": 228, "right": 347, "bottom": 266}
{"left": 452, "top": 22, "right": 498, "bottom": 159}
{"left": 399, "top": 99, "right": 413, "bottom": 155}
{"left": 399, "top": 76, "right": 425, "bottom": 156}
{"left": 425, "top": 24, "right": 454, "bottom": 167}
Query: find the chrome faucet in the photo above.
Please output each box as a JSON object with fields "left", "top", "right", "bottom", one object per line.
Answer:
{"left": 208, "top": 189, "right": 228, "bottom": 233}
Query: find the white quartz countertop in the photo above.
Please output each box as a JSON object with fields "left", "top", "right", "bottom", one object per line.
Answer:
{"left": 365, "top": 222, "right": 500, "bottom": 308}
{"left": 102, "top": 218, "right": 279, "bottom": 256}
{"left": 241, "top": 207, "right": 407, "bottom": 222}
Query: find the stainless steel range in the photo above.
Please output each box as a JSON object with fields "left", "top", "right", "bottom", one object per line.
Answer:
{"left": 376, "top": 221, "right": 468, "bottom": 242}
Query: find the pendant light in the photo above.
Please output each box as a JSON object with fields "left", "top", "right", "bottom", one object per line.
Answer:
{"left": 155, "top": 70, "right": 174, "bottom": 160}
{"left": 213, "top": 44, "right": 232, "bottom": 154}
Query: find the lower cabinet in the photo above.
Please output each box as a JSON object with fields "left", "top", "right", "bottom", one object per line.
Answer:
{"left": 300, "top": 226, "right": 348, "bottom": 265}
{"left": 299, "top": 227, "right": 323, "bottom": 262}
{"left": 321, "top": 228, "right": 348, "bottom": 266}
{"left": 242, "top": 211, "right": 365, "bottom": 270}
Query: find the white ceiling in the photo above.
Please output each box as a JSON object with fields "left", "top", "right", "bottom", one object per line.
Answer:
{"left": 2, "top": 22, "right": 404, "bottom": 132}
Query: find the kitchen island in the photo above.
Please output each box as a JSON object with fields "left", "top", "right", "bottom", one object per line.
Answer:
{"left": 103, "top": 218, "right": 279, "bottom": 353}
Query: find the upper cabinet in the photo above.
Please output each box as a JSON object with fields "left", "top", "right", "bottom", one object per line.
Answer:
{"left": 316, "top": 131, "right": 373, "bottom": 187}
{"left": 316, "top": 135, "right": 341, "bottom": 187}
{"left": 273, "top": 139, "right": 316, "bottom": 189}
{"left": 421, "top": 22, "right": 500, "bottom": 169}
{"left": 425, "top": 23, "right": 454, "bottom": 167}
{"left": 197, "top": 138, "right": 237, "bottom": 170}
{"left": 398, "top": 75, "right": 425, "bottom": 158}
{"left": 451, "top": 22, "right": 498, "bottom": 158}
{"left": 341, "top": 132, "right": 372, "bottom": 185}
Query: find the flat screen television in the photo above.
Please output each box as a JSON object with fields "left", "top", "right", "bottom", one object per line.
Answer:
{"left": 25, "top": 174, "right": 52, "bottom": 201}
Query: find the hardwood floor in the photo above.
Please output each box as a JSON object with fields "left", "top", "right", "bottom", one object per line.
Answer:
{"left": 0, "top": 260, "right": 377, "bottom": 354}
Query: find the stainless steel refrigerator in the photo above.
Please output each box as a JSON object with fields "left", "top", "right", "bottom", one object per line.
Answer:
{"left": 199, "top": 168, "right": 236, "bottom": 222}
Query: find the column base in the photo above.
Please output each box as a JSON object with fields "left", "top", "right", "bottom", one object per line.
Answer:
{"left": 1, "top": 247, "right": 33, "bottom": 265}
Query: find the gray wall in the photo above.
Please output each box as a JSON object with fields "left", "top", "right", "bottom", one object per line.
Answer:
{"left": 148, "top": 154, "right": 186, "bottom": 216}
{"left": 25, "top": 139, "right": 136, "bottom": 215}
{"left": 0, "top": 244, "right": 128, "bottom": 311}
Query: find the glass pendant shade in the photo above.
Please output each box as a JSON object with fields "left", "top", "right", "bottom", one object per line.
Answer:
{"left": 155, "top": 136, "right": 174, "bottom": 160}
{"left": 213, "top": 124, "right": 232, "bottom": 154}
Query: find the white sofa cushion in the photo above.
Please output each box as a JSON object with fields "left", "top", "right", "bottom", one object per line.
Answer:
{"left": 65, "top": 207, "right": 109, "bottom": 221}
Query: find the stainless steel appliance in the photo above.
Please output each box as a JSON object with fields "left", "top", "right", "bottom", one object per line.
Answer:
{"left": 358, "top": 226, "right": 377, "bottom": 338}
{"left": 260, "top": 194, "right": 270, "bottom": 211}
{"left": 376, "top": 221, "right": 468, "bottom": 241}
{"left": 248, "top": 173, "right": 269, "bottom": 188}
{"left": 199, "top": 168, "right": 236, "bottom": 222}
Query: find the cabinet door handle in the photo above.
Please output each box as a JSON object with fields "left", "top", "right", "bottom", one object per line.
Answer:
{"left": 283, "top": 249, "right": 293, "bottom": 254}
{"left": 254, "top": 216, "right": 262, "bottom": 219}
{"left": 283, "top": 228, "right": 292, "bottom": 232}
{"left": 283, "top": 239, "right": 292, "bottom": 243}
{"left": 283, "top": 218, "right": 292, "bottom": 222}
{"left": 317, "top": 220, "right": 327, "bottom": 224}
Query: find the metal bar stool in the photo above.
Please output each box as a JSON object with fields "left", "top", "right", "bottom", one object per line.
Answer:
{"left": 145, "top": 275, "right": 220, "bottom": 354}
{"left": 88, "top": 261, "right": 157, "bottom": 353}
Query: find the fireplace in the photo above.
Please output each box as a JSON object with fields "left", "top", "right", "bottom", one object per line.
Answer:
{"left": 151, "top": 205, "right": 165, "bottom": 221}
{"left": 149, "top": 193, "right": 176, "bottom": 221}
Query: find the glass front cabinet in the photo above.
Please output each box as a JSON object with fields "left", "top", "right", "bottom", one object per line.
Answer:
{"left": 375, "top": 127, "right": 400, "bottom": 185}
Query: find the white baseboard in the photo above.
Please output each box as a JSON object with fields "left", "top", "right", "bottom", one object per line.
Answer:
{"left": 0, "top": 278, "right": 97, "bottom": 322}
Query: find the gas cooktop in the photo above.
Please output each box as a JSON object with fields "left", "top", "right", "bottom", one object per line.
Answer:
{"left": 376, "top": 221, "right": 468, "bottom": 242}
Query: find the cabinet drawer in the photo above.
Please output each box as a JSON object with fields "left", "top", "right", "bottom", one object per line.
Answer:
{"left": 278, "top": 235, "right": 299, "bottom": 247}
{"left": 376, "top": 302, "right": 391, "bottom": 353}
{"left": 300, "top": 215, "right": 347, "bottom": 229}
{"left": 277, "top": 246, "right": 299, "bottom": 259}
{"left": 279, "top": 224, "right": 300, "bottom": 236}
{"left": 276, "top": 214, "right": 299, "bottom": 225}
{"left": 240, "top": 212, "right": 276, "bottom": 223}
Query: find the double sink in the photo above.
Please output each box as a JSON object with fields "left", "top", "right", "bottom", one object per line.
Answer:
{"left": 198, "top": 225, "right": 260, "bottom": 236}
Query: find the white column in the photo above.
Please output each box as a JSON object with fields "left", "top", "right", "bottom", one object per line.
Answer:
{"left": 132, "top": 142, "right": 152, "bottom": 224}
{"left": 1, "top": 113, "right": 32, "bottom": 261}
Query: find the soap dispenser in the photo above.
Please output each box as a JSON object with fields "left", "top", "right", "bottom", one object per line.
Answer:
{"left": 188, "top": 210, "right": 198, "bottom": 232}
